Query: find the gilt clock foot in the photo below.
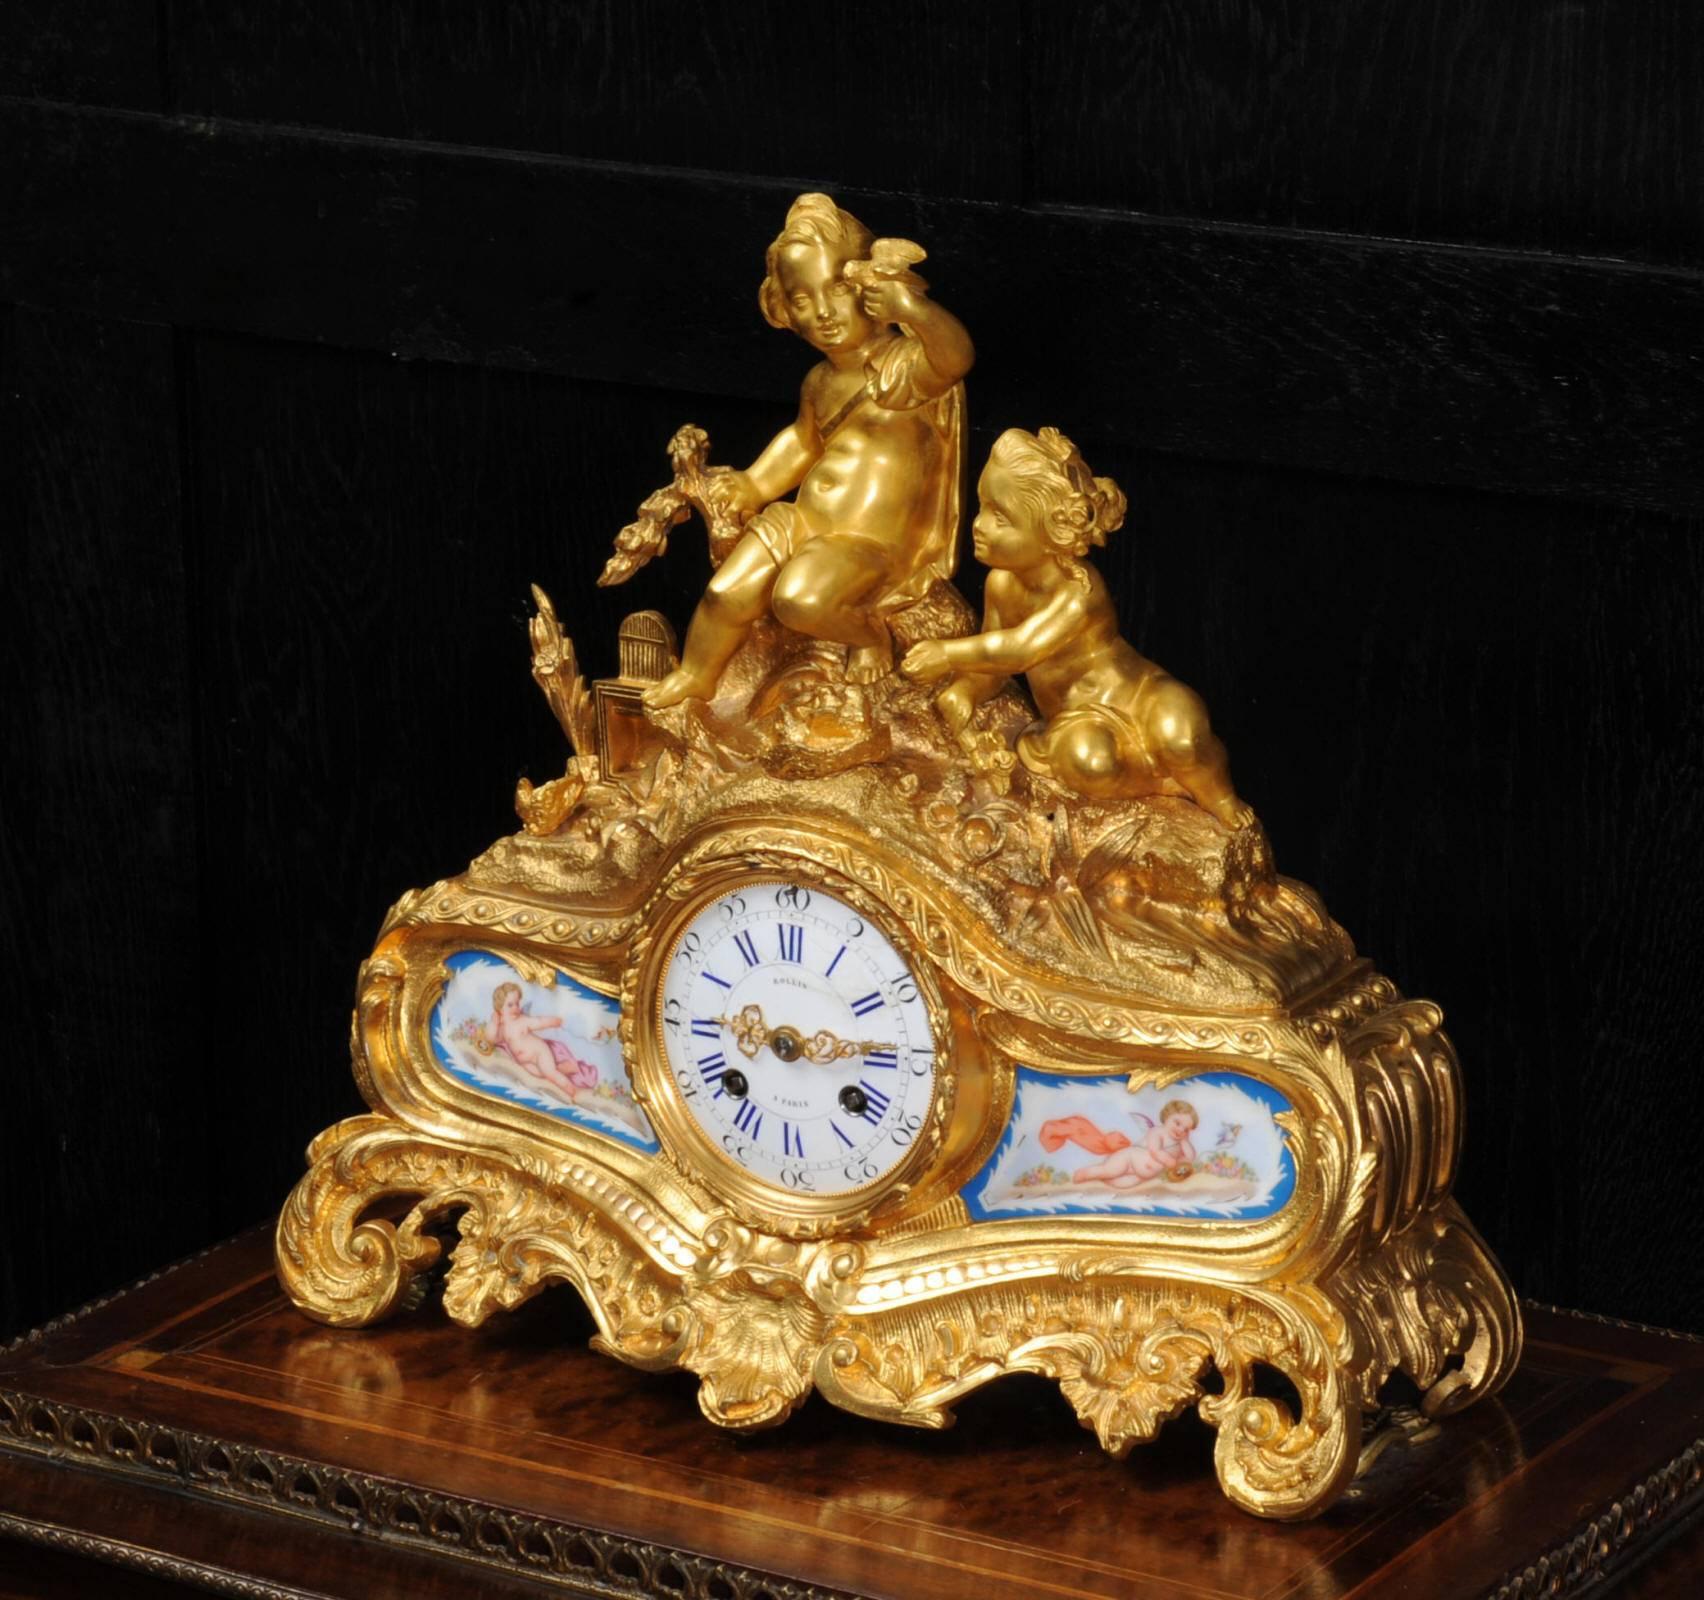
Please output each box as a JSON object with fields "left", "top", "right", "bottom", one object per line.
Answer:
{"left": 274, "top": 1114, "right": 449, "bottom": 1330}
{"left": 1332, "top": 1200, "right": 1525, "bottom": 1420}
{"left": 274, "top": 1113, "right": 694, "bottom": 1376}
{"left": 278, "top": 1105, "right": 1519, "bottom": 1520}
{"left": 811, "top": 1272, "right": 1361, "bottom": 1519}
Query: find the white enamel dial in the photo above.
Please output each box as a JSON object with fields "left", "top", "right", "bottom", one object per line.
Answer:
{"left": 657, "top": 882, "right": 937, "bottom": 1197}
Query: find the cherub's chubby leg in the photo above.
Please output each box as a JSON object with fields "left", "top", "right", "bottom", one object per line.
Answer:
{"left": 1049, "top": 716, "right": 1130, "bottom": 802}
{"left": 644, "top": 528, "right": 782, "bottom": 708}
{"left": 1074, "top": 1157, "right": 1151, "bottom": 1190}
{"left": 1145, "top": 680, "right": 1255, "bottom": 830}
{"left": 770, "top": 537, "right": 895, "bottom": 682}
{"left": 1031, "top": 707, "right": 1157, "bottom": 803}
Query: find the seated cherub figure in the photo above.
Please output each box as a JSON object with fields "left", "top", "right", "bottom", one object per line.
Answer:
{"left": 901, "top": 427, "right": 1253, "bottom": 829}
{"left": 645, "top": 193, "right": 974, "bottom": 708}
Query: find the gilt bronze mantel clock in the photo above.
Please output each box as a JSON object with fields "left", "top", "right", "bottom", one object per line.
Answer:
{"left": 277, "top": 193, "right": 1521, "bottom": 1520}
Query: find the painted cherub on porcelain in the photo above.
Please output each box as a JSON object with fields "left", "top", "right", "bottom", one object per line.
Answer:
{"left": 1077, "top": 1100, "right": 1199, "bottom": 1188}
{"left": 481, "top": 982, "right": 599, "bottom": 1100}
{"left": 645, "top": 193, "right": 974, "bottom": 708}
{"left": 901, "top": 427, "right": 1253, "bottom": 828}
{"left": 1041, "top": 1099, "right": 1200, "bottom": 1189}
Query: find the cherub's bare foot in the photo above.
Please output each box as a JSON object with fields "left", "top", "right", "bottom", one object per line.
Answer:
{"left": 644, "top": 666, "right": 717, "bottom": 709}
{"left": 846, "top": 640, "right": 894, "bottom": 684}
{"left": 1213, "top": 796, "right": 1258, "bottom": 830}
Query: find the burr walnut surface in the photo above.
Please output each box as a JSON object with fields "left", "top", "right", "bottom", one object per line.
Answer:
{"left": 1, "top": 1233, "right": 1700, "bottom": 1599}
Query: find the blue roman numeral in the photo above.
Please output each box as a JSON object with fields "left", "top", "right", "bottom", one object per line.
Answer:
{"left": 691, "top": 1018, "right": 719, "bottom": 1038}
{"left": 733, "top": 1099, "right": 762, "bottom": 1139}
{"left": 704, "top": 971, "right": 731, "bottom": 989}
{"left": 734, "top": 930, "right": 760, "bottom": 967}
{"left": 831, "top": 1122, "right": 854, "bottom": 1148}
{"left": 850, "top": 991, "right": 883, "bottom": 1017}
{"left": 858, "top": 1081, "right": 891, "bottom": 1121}
{"left": 783, "top": 1122, "right": 805, "bottom": 1158}
{"left": 863, "top": 1049, "right": 898, "bottom": 1070}
{"left": 698, "top": 1053, "right": 727, "bottom": 1082}
{"left": 777, "top": 924, "right": 803, "bottom": 962}
{"left": 825, "top": 944, "right": 846, "bottom": 977}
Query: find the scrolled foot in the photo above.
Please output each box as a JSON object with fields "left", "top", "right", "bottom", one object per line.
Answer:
{"left": 1195, "top": 1288, "right": 1360, "bottom": 1519}
{"left": 1420, "top": 1207, "right": 1524, "bottom": 1418}
{"left": 274, "top": 1115, "right": 445, "bottom": 1328}
{"left": 1210, "top": 1382, "right": 1358, "bottom": 1521}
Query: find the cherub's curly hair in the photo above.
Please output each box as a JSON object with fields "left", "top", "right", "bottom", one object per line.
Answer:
{"left": 758, "top": 193, "right": 874, "bottom": 329}
{"left": 986, "top": 427, "right": 1127, "bottom": 591}
{"left": 1158, "top": 1098, "right": 1199, "bottom": 1128}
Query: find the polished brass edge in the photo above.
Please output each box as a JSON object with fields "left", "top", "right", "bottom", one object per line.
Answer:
{"left": 1519, "top": 1298, "right": 1704, "bottom": 1346}
{"left": 0, "top": 1510, "right": 324, "bottom": 1600}
{"left": 1483, "top": 1436, "right": 1704, "bottom": 1600}
{"left": 0, "top": 1388, "right": 857, "bottom": 1600}
{"left": 0, "top": 1235, "right": 239, "bottom": 1361}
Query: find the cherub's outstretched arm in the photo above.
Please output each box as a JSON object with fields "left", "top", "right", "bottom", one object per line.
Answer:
{"left": 909, "top": 587, "right": 1087, "bottom": 682}
{"left": 858, "top": 278, "right": 973, "bottom": 398}
{"left": 903, "top": 294, "right": 974, "bottom": 393}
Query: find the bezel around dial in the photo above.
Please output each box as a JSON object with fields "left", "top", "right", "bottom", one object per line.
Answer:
{"left": 624, "top": 858, "right": 955, "bottom": 1239}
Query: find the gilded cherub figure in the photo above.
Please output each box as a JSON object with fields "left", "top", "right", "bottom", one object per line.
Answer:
{"left": 644, "top": 193, "right": 974, "bottom": 708}
{"left": 901, "top": 427, "right": 1253, "bottom": 829}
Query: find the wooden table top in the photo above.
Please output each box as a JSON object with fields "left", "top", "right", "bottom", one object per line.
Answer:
{"left": 2, "top": 1229, "right": 1701, "bottom": 1599}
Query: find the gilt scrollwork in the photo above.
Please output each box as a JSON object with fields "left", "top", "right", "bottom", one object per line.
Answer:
{"left": 812, "top": 1273, "right": 1357, "bottom": 1519}
{"left": 277, "top": 1094, "right": 1517, "bottom": 1520}
{"left": 275, "top": 1115, "right": 695, "bottom": 1373}
{"left": 280, "top": 190, "right": 1525, "bottom": 1523}
{"left": 1331, "top": 1202, "right": 1524, "bottom": 1418}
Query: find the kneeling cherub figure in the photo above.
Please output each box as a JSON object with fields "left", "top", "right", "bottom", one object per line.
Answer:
{"left": 901, "top": 427, "right": 1253, "bottom": 829}
{"left": 645, "top": 193, "right": 974, "bottom": 709}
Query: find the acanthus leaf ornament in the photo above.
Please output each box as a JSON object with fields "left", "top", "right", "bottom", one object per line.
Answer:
{"left": 278, "top": 190, "right": 1521, "bottom": 1520}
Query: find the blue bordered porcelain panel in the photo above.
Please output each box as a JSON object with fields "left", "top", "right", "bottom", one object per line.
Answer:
{"left": 429, "top": 951, "right": 657, "bottom": 1153}
{"left": 967, "top": 1068, "right": 1295, "bottom": 1221}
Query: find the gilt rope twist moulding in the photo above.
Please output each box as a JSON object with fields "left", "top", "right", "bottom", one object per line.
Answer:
{"left": 277, "top": 193, "right": 1520, "bottom": 1520}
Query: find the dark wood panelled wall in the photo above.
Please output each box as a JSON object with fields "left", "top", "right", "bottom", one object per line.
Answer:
{"left": 3, "top": 4, "right": 1701, "bottom": 1343}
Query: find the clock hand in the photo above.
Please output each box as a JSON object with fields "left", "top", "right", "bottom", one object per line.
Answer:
{"left": 710, "top": 1004, "right": 771, "bottom": 1059}
{"left": 797, "top": 1029, "right": 897, "bottom": 1065}
{"left": 709, "top": 1007, "right": 894, "bottom": 1066}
